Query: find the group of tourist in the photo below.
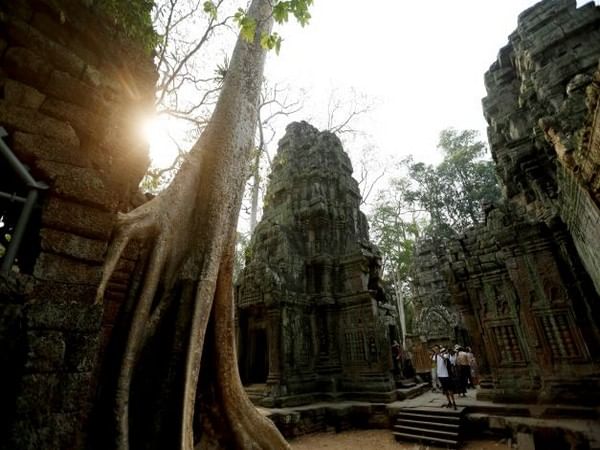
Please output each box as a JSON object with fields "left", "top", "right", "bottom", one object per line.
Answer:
{"left": 430, "top": 344, "right": 478, "bottom": 409}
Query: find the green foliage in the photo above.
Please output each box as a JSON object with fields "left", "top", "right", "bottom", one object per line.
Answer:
{"left": 234, "top": 8, "right": 258, "bottom": 42}
{"left": 235, "top": 0, "right": 313, "bottom": 51}
{"left": 260, "top": 32, "right": 282, "bottom": 54}
{"left": 370, "top": 128, "right": 500, "bottom": 315}
{"left": 404, "top": 128, "right": 501, "bottom": 240}
{"left": 95, "top": 0, "right": 159, "bottom": 53}
{"left": 234, "top": 231, "right": 251, "bottom": 282}
{"left": 370, "top": 178, "right": 424, "bottom": 283}
{"left": 203, "top": 1, "right": 218, "bottom": 20}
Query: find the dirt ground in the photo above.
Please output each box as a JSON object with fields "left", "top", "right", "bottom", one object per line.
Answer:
{"left": 289, "top": 429, "right": 511, "bottom": 450}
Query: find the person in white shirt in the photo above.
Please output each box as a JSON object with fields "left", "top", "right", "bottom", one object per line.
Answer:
{"left": 432, "top": 345, "right": 456, "bottom": 409}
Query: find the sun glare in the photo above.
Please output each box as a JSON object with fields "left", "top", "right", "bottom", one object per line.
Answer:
{"left": 140, "top": 115, "right": 179, "bottom": 168}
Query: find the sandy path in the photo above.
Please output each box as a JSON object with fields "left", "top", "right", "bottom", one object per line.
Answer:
{"left": 288, "top": 429, "right": 511, "bottom": 450}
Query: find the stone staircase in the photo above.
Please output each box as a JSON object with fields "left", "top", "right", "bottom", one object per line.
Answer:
{"left": 392, "top": 406, "right": 464, "bottom": 448}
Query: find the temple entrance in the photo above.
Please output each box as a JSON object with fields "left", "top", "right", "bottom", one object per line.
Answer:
{"left": 239, "top": 310, "right": 269, "bottom": 385}
{"left": 247, "top": 328, "right": 268, "bottom": 384}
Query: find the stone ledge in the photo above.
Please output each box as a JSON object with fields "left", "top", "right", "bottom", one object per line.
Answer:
{"left": 25, "top": 302, "right": 102, "bottom": 332}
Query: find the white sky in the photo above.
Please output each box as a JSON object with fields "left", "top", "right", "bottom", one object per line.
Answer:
{"left": 261, "top": 0, "right": 595, "bottom": 165}
{"left": 147, "top": 0, "right": 597, "bottom": 178}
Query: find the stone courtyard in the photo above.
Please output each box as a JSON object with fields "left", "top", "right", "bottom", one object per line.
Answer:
{"left": 1, "top": 0, "right": 600, "bottom": 449}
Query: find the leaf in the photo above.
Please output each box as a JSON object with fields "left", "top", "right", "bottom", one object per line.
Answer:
{"left": 273, "top": 2, "right": 289, "bottom": 23}
{"left": 234, "top": 9, "right": 257, "bottom": 43}
{"left": 203, "top": 1, "right": 218, "bottom": 20}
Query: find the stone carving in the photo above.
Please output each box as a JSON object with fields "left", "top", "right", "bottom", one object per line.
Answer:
{"left": 236, "top": 122, "right": 397, "bottom": 406}
{"left": 411, "top": 0, "right": 600, "bottom": 405}
{"left": 0, "top": 1, "right": 155, "bottom": 448}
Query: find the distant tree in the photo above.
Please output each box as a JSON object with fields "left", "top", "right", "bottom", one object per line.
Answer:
{"left": 370, "top": 129, "right": 499, "bottom": 343}
{"left": 94, "top": 1, "right": 313, "bottom": 449}
{"left": 405, "top": 128, "right": 500, "bottom": 239}
{"left": 370, "top": 177, "right": 425, "bottom": 347}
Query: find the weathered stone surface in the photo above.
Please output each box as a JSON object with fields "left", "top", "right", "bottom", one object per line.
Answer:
{"left": 40, "top": 228, "right": 107, "bottom": 263}
{"left": 6, "top": 18, "right": 86, "bottom": 79}
{"left": 0, "top": 1, "right": 155, "bottom": 448}
{"left": 15, "top": 373, "right": 59, "bottom": 415}
{"left": 12, "top": 131, "right": 89, "bottom": 167}
{"left": 33, "top": 252, "right": 101, "bottom": 285}
{"left": 42, "top": 196, "right": 114, "bottom": 240}
{"left": 64, "top": 334, "right": 98, "bottom": 372}
{"left": 0, "top": 99, "right": 79, "bottom": 147}
{"left": 237, "top": 122, "right": 398, "bottom": 406}
{"left": 4, "top": 79, "right": 46, "bottom": 109}
{"left": 36, "top": 160, "right": 117, "bottom": 211}
{"left": 57, "top": 372, "right": 94, "bottom": 410}
{"left": 39, "top": 97, "right": 106, "bottom": 142}
{"left": 413, "top": 0, "right": 600, "bottom": 406}
{"left": 25, "top": 303, "right": 102, "bottom": 332}
{"left": 29, "top": 279, "right": 98, "bottom": 305}
{"left": 3, "top": 46, "right": 53, "bottom": 89}
{"left": 25, "top": 330, "right": 66, "bottom": 372}
{"left": 45, "top": 69, "right": 105, "bottom": 113}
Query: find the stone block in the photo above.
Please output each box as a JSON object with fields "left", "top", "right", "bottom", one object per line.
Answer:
{"left": 52, "top": 412, "right": 86, "bottom": 450}
{"left": 57, "top": 372, "right": 93, "bottom": 409}
{"left": 16, "top": 373, "right": 60, "bottom": 415}
{"left": 36, "top": 160, "right": 118, "bottom": 211}
{"left": 64, "top": 333, "right": 99, "bottom": 372}
{"left": 33, "top": 252, "right": 101, "bottom": 285}
{"left": 40, "top": 228, "right": 107, "bottom": 263}
{"left": 45, "top": 69, "right": 105, "bottom": 113}
{"left": 12, "top": 131, "right": 89, "bottom": 168}
{"left": 6, "top": 18, "right": 86, "bottom": 78}
{"left": 25, "top": 330, "right": 65, "bottom": 372}
{"left": 3, "top": 46, "right": 53, "bottom": 89}
{"left": 25, "top": 302, "right": 102, "bottom": 332}
{"left": 4, "top": 79, "right": 46, "bottom": 109}
{"left": 31, "top": 11, "right": 71, "bottom": 47}
{"left": 0, "top": 100, "right": 79, "bottom": 147}
{"left": 30, "top": 279, "right": 97, "bottom": 305}
{"left": 42, "top": 196, "right": 114, "bottom": 240}
{"left": 10, "top": 421, "right": 57, "bottom": 450}
{"left": 39, "top": 97, "right": 106, "bottom": 142}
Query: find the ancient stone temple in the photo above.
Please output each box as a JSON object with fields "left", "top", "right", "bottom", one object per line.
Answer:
{"left": 0, "top": 1, "right": 155, "bottom": 448}
{"left": 412, "top": 0, "right": 600, "bottom": 405}
{"left": 236, "top": 122, "right": 398, "bottom": 407}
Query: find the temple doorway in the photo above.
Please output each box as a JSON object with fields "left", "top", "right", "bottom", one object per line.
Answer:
{"left": 247, "top": 328, "right": 268, "bottom": 384}
{"left": 239, "top": 311, "right": 269, "bottom": 385}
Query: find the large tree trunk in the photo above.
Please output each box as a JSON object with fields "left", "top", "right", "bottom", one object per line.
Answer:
{"left": 93, "top": 1, "right": 289, "bottom": 448}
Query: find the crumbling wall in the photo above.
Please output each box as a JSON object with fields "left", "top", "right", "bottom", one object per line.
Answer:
{"left": 237, "top": 122, "right": 397, "bottom": 407}
{"left": 411, "top": 0, "right": 600, "bottom": 404}
{"left": 0, "top": 1, "right": 155, "bottom": 448}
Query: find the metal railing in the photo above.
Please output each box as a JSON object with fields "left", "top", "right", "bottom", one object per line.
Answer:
{"left": 0, "top": 126, "right": 48, "bottom": 275}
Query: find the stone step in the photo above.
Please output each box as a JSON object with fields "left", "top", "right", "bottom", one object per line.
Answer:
{"left": 393, "top": 424, "right": 459, "bottom": 439}
{"left": 396, "top": 410, "right": 462, "bottom": 422}
{"left": 392, "top": 406, "right": 464, "bottom": 448}
{"left": 396, "top": 418, "right": 460, "bottom": 430}
{"left": 392, "top": 431, "right": 458, "bottom": 447}
{"left": 395, "top": 382, "right": 430, "bottom": 400}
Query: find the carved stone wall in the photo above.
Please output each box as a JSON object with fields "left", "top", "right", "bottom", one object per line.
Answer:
{"left": 236, "top": 122, "right": 398, "bottom": 407}
{"left": 410, "top": 240, "right": 461, "bottom": 346}
{"left": 0, "top": 1, "right": 155, "bottom": 448}
{"left": 411, "top": 0, "right": 600, "bottom": 405}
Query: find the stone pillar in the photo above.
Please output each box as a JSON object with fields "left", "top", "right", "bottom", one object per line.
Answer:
{"left": 266, "top": 307, "right": 282, "bottom": 393}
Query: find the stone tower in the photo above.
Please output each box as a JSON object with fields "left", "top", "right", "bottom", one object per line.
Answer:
{"left": 236, "top": 122, "right": 397, "bottom": 407}
{"left": 411, "top": 0, "right": 600, "bottom": 405}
